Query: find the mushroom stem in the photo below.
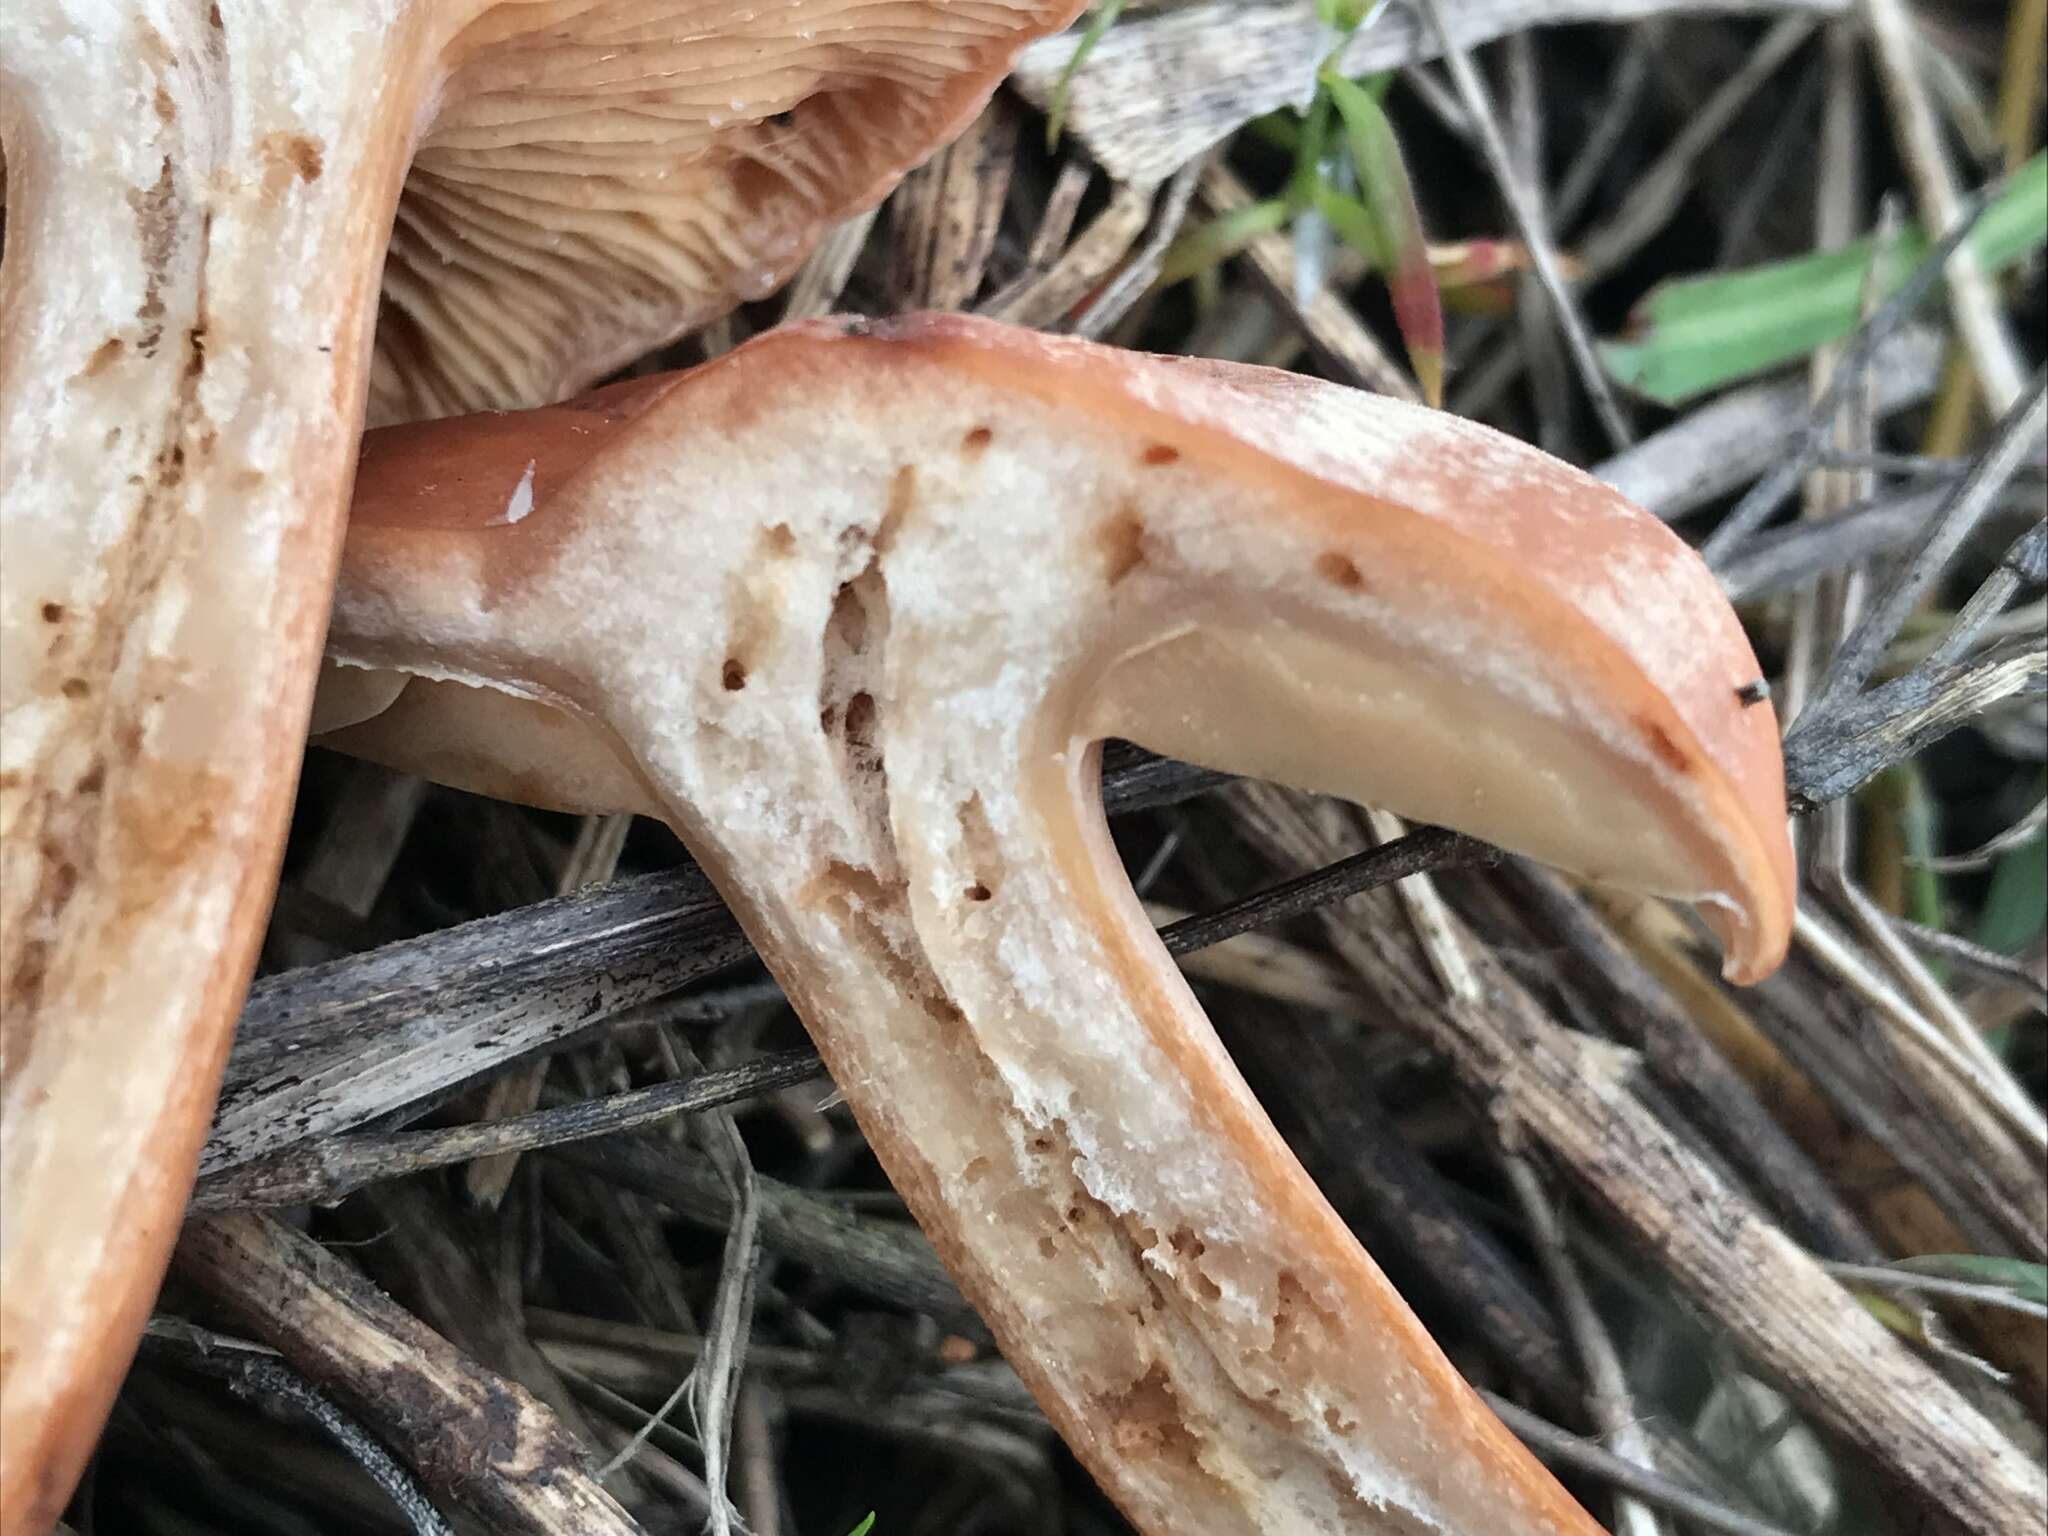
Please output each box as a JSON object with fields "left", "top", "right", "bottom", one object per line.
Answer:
{"left": 3, "top": 8, "right": 1085, "bottom": 1520}
{"left": 0, "top": 15, "right": 428, "bottom": 1522}
{"left": 315, "top": 314, "right": 1806, "bottom": 1534}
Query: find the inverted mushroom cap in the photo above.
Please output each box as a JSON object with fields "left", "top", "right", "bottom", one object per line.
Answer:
{"left": 374, "top": 0, "right": 1086, "bottom": 422}
{"left": 318, "top": 314, "right": 1793, "bottom": 1536}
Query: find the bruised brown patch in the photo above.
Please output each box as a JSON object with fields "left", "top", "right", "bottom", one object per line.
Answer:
{"left": 842, "top": 691, "right": 876, "bottom": 758}
{"left": 1097, "top": 506, "right": 1145, "bottom": 586}
{"left": 4, "top": 743, "right": 230, "bottom": 1086}
{"left": 1102, "top": 1363, "right": 1203, "bottom": 1462}
{"left": 1636, "top": 715, "right": 1693, "bottom": 776}
{"left": 258, "top": 132, "right": 324, "bottom": 197}
{"left": 76, "top": 338, "right": 125, "bottom": 381}
{"left": 877, "top": 465, "right": 916, "bottom": 553}
{"left": 1315, "top": 551, "right": 1365, "bottom": 591}
{"left": 799, "top": 859, "right": 966, "bottom": 1033}
{"left": 128, "top": 157, "right": 176, "bottom": 356}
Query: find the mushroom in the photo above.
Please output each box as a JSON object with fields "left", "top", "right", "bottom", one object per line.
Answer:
{"left": 314, "top": 313, "right": 1793, "bottom": 1535}
{"left": 0, "top": 6, "right": 1078, "bottom": 1524}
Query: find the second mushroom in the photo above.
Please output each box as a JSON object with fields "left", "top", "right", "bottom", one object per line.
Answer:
{"left": 316, "top": 313, "right": 1796, "bottom": 1536}
{"left": 0, "top": 6, "right": 1081, "bottom": 1522}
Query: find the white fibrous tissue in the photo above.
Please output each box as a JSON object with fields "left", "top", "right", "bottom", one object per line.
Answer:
{"left": 496, "top": 460, "right": 537, "bottom": 526}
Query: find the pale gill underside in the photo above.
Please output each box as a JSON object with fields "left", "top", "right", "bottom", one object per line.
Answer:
{"left": 371, "top": 0, "right": 1069, "bottom": 422}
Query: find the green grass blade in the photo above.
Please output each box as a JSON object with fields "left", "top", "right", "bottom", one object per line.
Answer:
{"left": 1158, "top": 197, "right": 1295, "bottom": 286}
{"left": 1045, "top": 0, "right": 1128, "bottom": 151}
{"left": 1287, "top": 89, "right": 1336, "bottom": 211}
{"left": 1976, "top": 826, "right": 2047, "bottom": 957}
{"left": 1603, "top": 151, "right": 2047, "bottom": 403}
{"left": 1893, "top": 1254, "right": 2048, "bottom": 1306}
{"left": 1898, "top": 764, "right": 1945, "bottom": 931}
{"left": 1310, "top": 183, "right": 1384, "bottom": 267}
{"left": 1972, "top": 787, "right": 2044, "bottom": 1059}
{"left": 1322, "top": 70, "right": 1444, "bottom": 404}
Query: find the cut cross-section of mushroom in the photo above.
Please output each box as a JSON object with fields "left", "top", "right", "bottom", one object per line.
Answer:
{"left": 317, "top": 313, "right": 1795, "bottom": 1536}
{"left": 0, "top": 8, "right": 1077, "bottom": 1526}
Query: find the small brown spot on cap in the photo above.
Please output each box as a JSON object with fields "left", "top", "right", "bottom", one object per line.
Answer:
{"left": 40, "top": 603, "right": 64, "bottom": 624}
{"left": 1097, "top": 507, "right": 1145, "bottom": 586}
{"left": 1141, "top": 443, "right": 1180, "bottom": 467}
{"left": 961, "top": 425, "right": 993, "bottom": 455}
{"left": 1637, "top": 715, "right": 1692, "bottom": 775}
{"left": 1315, "top": 551, "right": 1365, "bottom": 591}
{"left": 721, "top": 658, "right": 748, "bottom": 691}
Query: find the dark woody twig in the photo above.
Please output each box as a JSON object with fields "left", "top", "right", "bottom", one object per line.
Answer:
{"left": 552, "top": 1143, "right": 983, "bottom": 1335}
{"left": 1791, "top": 374, "right": 2047, "bottom": 719}
{"left": 202, "top": 820, "right": 1493, "bottom": 1192}
{"left": 173, "top": 1211, "right": 646, "bottom": 1536}
{"left": 1890, "top": 919, "right": 2048, "bottom": 1003}
{"left": 1785, "top": 635, "right": 2046, "bottom": 809}
{"left": 1158, "top": 828, "right": 1497, "bottom": 957}
{"left": 139, "top": 1322, "right": 454, "bottom": 1536}
{"left": 1484, "top": 1394, "right": 1803, "bottom": 1536}
{"left": 192, "top": 1051, "right": 826, "bottom": 1211}
{"left": 1505, "top": 863, "right": 1883, "bottom": 1263}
